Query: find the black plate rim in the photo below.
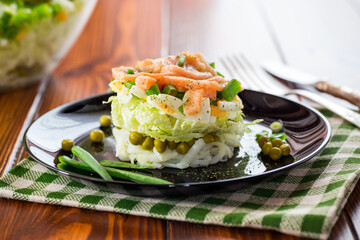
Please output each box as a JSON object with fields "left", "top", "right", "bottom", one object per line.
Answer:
{"left": 23, "top": 90, "right": 332, "bottom": 188}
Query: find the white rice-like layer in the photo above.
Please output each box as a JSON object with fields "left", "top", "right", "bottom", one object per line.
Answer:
{"left": 113, "top": 128, "right": 240, "bottom": 169}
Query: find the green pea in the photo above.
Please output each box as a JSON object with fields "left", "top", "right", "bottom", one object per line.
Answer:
{"left": 176, "top": 142, "right": 190, "bottom": 154}
{"left": 90, "top": 129, "right": 104, "bottom": 143}
{"left": 271, "top": 138, "right": 283, "bottom": 148}
{"left": 129, "top": 132, "right": 144, "bottom": 145}
{"left": 142, "top": 137, "right": 154, "bottom": 150}
{"left": 261, "top": 142, "right": 272, "bottom": 155}
{"left": 154, "top": 139, "right": 166, "bottom": 153}
{"left": 269, "top": 147, "right": 282, "bottom": 161}
{"left": 203, "top": 134, "right": 214, "bottom": 144}
{"left": 280, "top": 144, "right": 291, "bottom": 156}
{"left": 257, "top": 136, "right": 269, "bottom": 148}
{"left": 188, "top": 139, "right": 195, "bottom": 148}
{"left": 99, "top": 115, "right": 112, "bottom": 127}
{"left": 61, "top": 139, "right": 73, "bottom": 151}
{"left": 167, "top": 141, "right": 177, "bottom": 150}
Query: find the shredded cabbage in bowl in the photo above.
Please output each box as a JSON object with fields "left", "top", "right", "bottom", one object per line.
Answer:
{"left": 0, "top": 0, "right": 96, "bottom": 90}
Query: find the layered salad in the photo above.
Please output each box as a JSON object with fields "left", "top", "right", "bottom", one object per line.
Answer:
{"left": 108, "top": 52, "right": 245, "bottom": 169}
{"left": 0, "top": 0, "right": 84, "bottom": 89}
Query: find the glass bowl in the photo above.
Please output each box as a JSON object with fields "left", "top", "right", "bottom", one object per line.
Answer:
{"left": 0, "top": 0, "right": 98, "bottom": 91}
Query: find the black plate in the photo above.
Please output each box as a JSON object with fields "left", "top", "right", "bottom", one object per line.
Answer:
{"left": 24, "top": 90, "right": 331, "bottom": 196}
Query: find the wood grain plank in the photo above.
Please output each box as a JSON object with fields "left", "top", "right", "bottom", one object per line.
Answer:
{"left": 345, "top": 181, "right": 360, "bottom": 238}
{"left": 347, "top": 0, "right": 360, "bottom": 15}
{"left": 168, "top": 221, "right": 310, "bottom": 240}
{"left": 329, "top": 210, "right": 356, "bottom": 240}
{"left": 260, "top": 0, "right": 360, "bottom": 91}
{"left": 55, "top": 0, "right": 162, "bottom": 85}
{"left": 0, "top": 199, "right": 166, "bottom": 240}
{"left": 168, "top": 0, "right": 282, "bottom": 62}
{"left": 1, "top": 77, "right": 52, "bottom": 175}
{"left": 0, "top": 84, "right": 39, "bottom": 176}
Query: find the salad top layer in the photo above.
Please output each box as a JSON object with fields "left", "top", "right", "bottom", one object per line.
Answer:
{"left": 109, "top": 52, "right": 245, "bottom": 142}
{"left": 0, "top": 0, "right": 78, "bottom": 40}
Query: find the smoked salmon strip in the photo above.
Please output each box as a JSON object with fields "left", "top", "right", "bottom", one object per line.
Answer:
{"left": 183, "top": 89, "right": 204, "bottom": 116}
{"left": 177, "top": 52, "right": 217, "bottom": 76}
{"left": 161, "top": 76, "right": 225, "bottom": 92}
{"left": 135, "top": 57, "right": 177, "bottom": 73}
{"left": 161, "top": 65, "right": 213, "bottom": 80}
{"left": 135, "top": 76, "right": 158, "bottom": 89}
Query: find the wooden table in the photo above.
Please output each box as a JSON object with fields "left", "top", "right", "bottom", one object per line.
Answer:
{"left": 1, "top": 0, "right": 359, "bottom": 239}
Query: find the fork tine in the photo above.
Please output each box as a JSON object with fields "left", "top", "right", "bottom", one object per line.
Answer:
{"left": 219, "top": 53, "right": 289, "bottom": 95}
{"left": 232, "top": 54, "right": 269, "bottom": 92}
{"left": 226, "top": 55, "right": 262, "bottom": 91}
{"left": 237, "top": 53, "right": 287, "bottom": 94}
{"left": 219, "top": 55, "right": 260, "bottom": 91}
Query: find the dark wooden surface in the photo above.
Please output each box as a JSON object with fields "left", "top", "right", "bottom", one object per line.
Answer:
{"left": 0, "top": 0, "right": 359, "bottom": 239}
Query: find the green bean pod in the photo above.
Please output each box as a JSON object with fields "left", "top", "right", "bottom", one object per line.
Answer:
{"left": 99, "top": 160, "right": 150, "bottom": 169}
{"left": 71, "top": 146, "right": 113, "bottom": 181}
{"left": 104, "top": 167, "right": 173, "bottom": 185}
{"left": 59, "top": 156, "right": 173, "bottom": 185}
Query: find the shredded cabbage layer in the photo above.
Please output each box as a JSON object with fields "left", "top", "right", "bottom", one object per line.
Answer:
{"left": 109, "top": 94, "right": 245, "bottom": 142}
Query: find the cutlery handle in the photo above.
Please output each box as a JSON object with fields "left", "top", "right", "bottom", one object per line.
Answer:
{"left": 287, "top": 89, "right": 360, "bottom": 128}
{"left": 315, "top": 81, "right": 360, "bottom": 108}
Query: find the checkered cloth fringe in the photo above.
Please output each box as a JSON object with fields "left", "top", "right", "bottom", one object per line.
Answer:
{"left": 0, "top": 110, "right": 359, "bottom": 239}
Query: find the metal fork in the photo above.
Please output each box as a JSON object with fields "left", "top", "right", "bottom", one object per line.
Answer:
{"left": 219, "top": 53, "right": 360, "bottom": 128}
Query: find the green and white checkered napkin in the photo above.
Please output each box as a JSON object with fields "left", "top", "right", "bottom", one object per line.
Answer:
{"left": 0, "top": 110, "right": 359, "bottom": 239}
